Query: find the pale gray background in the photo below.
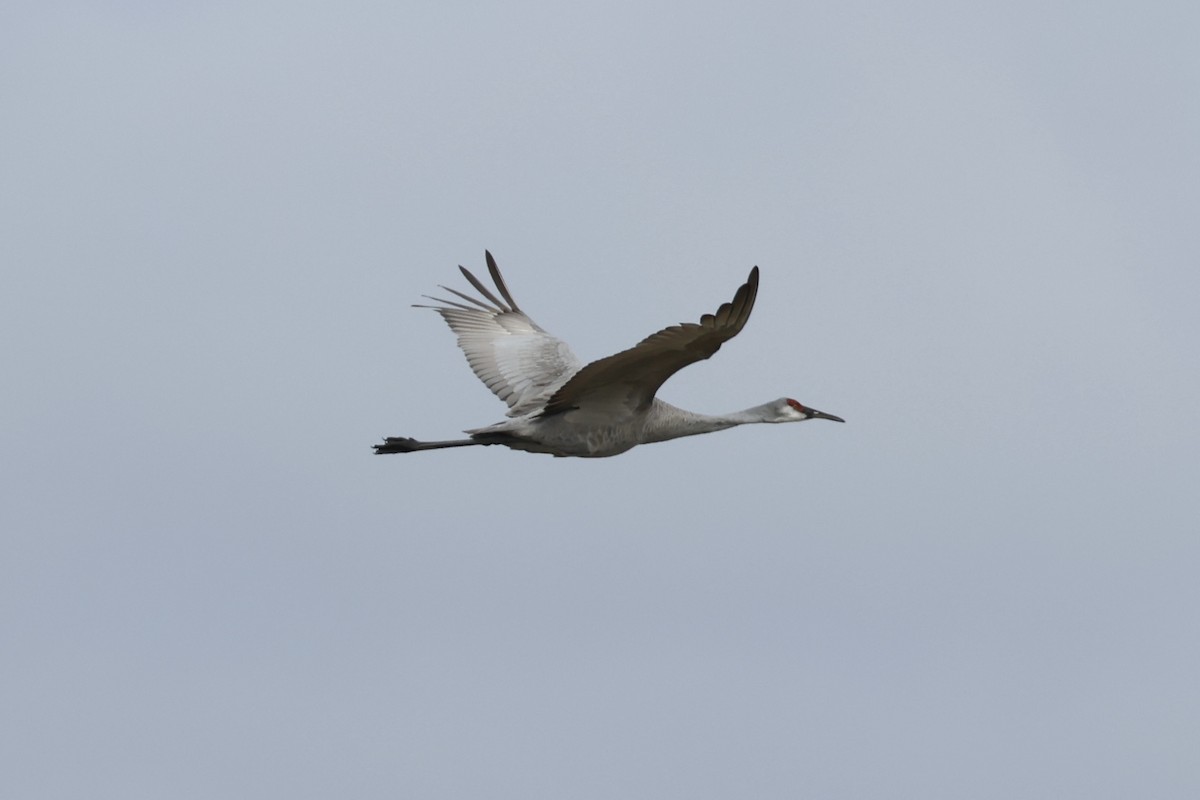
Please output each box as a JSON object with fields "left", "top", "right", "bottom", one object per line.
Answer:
{"left": 3, "top": 2, "right": 1198, "bottom": 798}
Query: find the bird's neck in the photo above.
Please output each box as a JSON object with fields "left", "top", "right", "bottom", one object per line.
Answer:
{"left": 639, "top": 400, "right": 770, "bottom": 444}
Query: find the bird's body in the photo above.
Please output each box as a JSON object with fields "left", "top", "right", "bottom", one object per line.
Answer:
{"left": 375, "top": 252, "right": 843, "bottom": 458}
{"left": 459, "top": 399, "right": 753, "bottom": 458}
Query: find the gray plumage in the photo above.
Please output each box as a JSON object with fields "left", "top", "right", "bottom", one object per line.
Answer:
{"left": 375, "top": 252, "right": 842, "bottom": 457}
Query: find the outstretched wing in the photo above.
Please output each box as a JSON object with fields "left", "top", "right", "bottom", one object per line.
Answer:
{"left": 417, "top": 251, "right": 582, "bottom": 416}
{"left": 540, "top": 267, "right": 759, "bottom": 417}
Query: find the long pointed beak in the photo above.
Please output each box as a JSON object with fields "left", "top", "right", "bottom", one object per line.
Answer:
{"left": 809, "top": 409, "right": 845, "bottom": 423}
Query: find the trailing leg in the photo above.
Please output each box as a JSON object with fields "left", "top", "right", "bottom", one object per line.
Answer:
{"left": 372, "top": 436, "right": 483, "bottom": 454}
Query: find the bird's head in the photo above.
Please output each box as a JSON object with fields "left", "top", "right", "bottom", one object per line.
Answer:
{"left": 771, "top": 397, "right": 845, "bottom": 424}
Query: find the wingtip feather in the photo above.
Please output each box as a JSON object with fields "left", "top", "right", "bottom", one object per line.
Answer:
{"left": 484, "top": 251, "right": 522, "bottom": 312}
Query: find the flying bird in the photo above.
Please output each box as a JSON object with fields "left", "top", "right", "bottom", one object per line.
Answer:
{"left": 374, "top": 252, "right": 843, "bottom": 457}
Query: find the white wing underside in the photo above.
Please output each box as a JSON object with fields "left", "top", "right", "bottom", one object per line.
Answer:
{"left": 419, "top": 256, "right": 583, "bottom": 417}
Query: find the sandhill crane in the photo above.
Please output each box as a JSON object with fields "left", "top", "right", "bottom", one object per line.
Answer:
{"left": 374, "top": 252, "right": 843, "bottom": 457}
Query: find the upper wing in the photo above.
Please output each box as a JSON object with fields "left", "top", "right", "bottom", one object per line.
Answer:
{"left": 417, "top": 251, "right": 582, "bottom": 416}
{"left": 540, "top": 267, "right": 759, "bottom": 417}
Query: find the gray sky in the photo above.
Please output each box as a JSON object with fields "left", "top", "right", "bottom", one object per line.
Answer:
{"left": 3, "top": 2, "right": 1199, "bottom": 798}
